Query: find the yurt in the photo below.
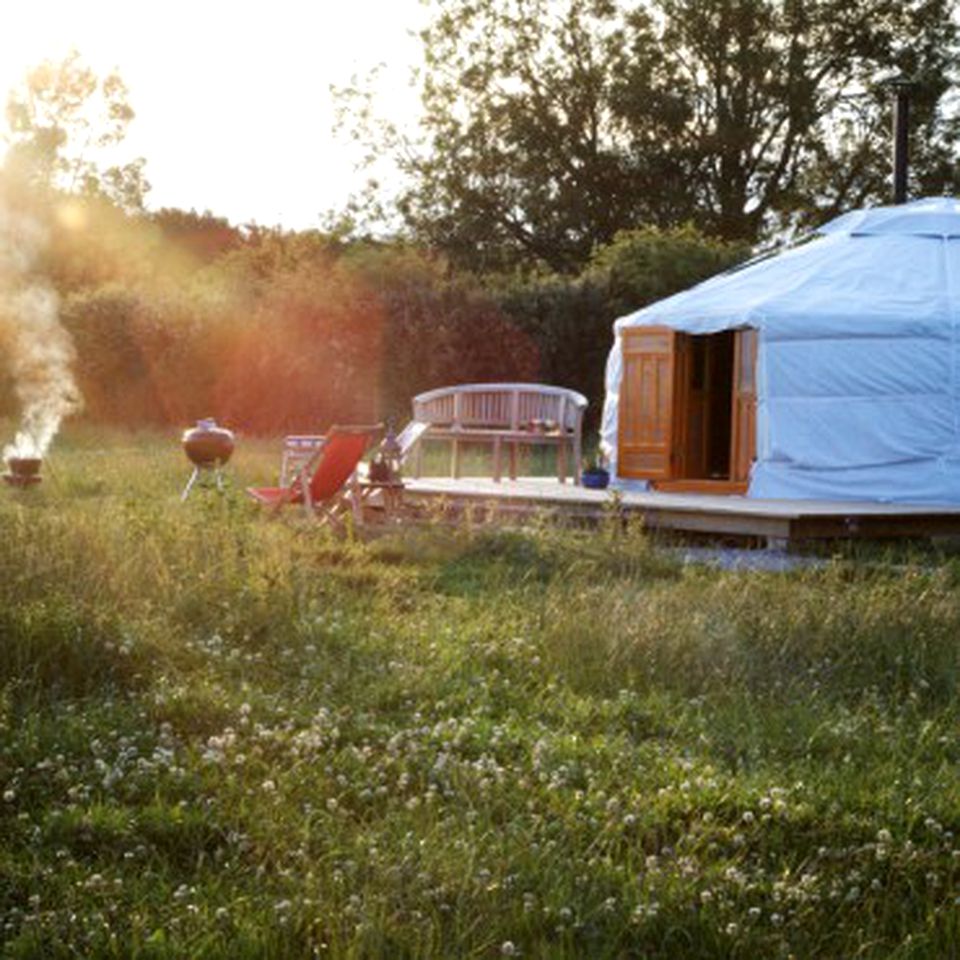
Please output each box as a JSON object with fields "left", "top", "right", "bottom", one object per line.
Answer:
{"left": 599, "top": 197, "right": 960, "bottom": 505}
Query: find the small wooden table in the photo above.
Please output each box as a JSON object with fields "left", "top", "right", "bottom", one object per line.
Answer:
{"left": 359, "top": 480, "right": 405, "bottom": 518}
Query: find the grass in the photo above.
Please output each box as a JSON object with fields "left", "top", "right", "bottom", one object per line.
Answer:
{"left": 1, "top": 423, "right": 959, "bottom": 957}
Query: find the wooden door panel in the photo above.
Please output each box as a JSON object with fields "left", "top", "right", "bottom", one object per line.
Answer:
{"left": 618, "top": 327, "right": 676, "bottom": 479}
{"left": 731, "top": 328, "right": 758, "bottom": 483}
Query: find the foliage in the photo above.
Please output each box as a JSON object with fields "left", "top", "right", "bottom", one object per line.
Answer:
{"left": 0, "top": 431, "right": 959, "bottom": 957}
{"left": 3, "top": 50, "right": 149, "bottom": 211}
{"left": 657, "top": 0, "right": 959, "bottom": 236}
{"left": 0, "top": 195, "right": 745, "bottom": 433}
{"left": 489, "top": 225, "right": 746, "bottom": 422}
{"left": 149, "top": 209, "right": 245, "bottom": 265}
{"left": 587, "top": 224, "right": 750, "bottom": 317}
{"left": 339, "top": 0, "right": 959, "bottom": 270}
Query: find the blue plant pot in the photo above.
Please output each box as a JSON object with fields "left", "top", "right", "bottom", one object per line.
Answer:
{"left": 582, "top": 469, "right": 610, "bottom": 490}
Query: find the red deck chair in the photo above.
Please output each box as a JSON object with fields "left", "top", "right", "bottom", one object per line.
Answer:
{"left": 247, "top": 424, "right": 382, "bottom": 523}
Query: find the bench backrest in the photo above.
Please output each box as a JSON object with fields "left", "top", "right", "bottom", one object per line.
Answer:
{"left": 413, "top": 383, "right": 587, "bottom": 432}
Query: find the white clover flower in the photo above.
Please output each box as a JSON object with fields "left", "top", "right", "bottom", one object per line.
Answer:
{"left": 877, "top": 828, "right": 893, "bottom": 844}
{"left": 725, "top": 922, "right": 739, "bottom": 936}
{"left": 500, "top": 941, "right": 518, "bottom": 956}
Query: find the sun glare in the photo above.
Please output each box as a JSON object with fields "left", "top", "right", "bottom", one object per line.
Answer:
{"left": 0, "top": 0, "right": 425, "bottom": 228}
{"left": 55, "top": 200, "right": 87, "bottom": 233}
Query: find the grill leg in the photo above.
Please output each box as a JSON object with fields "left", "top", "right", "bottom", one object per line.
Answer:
{"left": 181, "top": 467, "right": 201, "bottom": 502}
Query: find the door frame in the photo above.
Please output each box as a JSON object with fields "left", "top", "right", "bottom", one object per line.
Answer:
{"left": 617, "top": 325, "right": 757, "bottom": 494}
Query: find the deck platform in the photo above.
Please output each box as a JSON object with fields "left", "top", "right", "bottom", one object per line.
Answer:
{"left": 401, "top": 476, "right": 960, "bottom": 542}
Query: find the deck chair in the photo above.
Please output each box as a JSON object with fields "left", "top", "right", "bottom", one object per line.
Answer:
{"left": 395, "top": 420, "right": 430, "bottom": 465}
{"left": 246, "top": 424, "right": 382, "bottom": 523}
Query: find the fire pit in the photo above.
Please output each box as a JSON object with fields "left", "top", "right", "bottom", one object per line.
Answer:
{"left": 4, "top": 456, "right": 43, "bottom": 487}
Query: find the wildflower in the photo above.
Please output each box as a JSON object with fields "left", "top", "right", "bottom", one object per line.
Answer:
{"left": 2, "top": 789, "right": 15, "bottom": 803}
{"left": 877, "top": 828, "right": 892, "bottom": 844}
{"left": 261, "top": 780, "right": 276, "bottom": 793}
{"left": 501, "top": 941, "right": 518, "bottom": 956}
{"left": 725, "top": 922, "right": 739, "bottom": 936}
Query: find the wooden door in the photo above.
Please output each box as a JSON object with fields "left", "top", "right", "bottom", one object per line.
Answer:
{"left": 730, "top": 328, "right": 758, "bottom": 483}
{"left": 618, "top": 327, "right": 677, "bottom": 479}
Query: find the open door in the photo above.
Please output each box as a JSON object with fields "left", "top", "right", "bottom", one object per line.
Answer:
{"left": 617, "top": 327, "right": 677, "bottom": 479}
{"left": 617, "top": 326, "right": 757, "bottom": 490}
{"left": 730, "top": 328, "right": 758, "bottom": 483}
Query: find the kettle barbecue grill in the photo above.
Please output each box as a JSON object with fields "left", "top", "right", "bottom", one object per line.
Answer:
{"left": 180, "top": 418, "right": 235, "bottom": 500}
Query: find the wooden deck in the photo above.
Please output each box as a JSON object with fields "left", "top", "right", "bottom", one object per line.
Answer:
{"left": 401, "top": 476, "right": 960, "bottom": 542}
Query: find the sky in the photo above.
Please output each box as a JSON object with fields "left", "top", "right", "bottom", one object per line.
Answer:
{"left": 0, "top": 0, "right": 427, "bottom": 229}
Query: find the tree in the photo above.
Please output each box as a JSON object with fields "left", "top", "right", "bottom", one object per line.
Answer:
{"left": 3, "top": 50, "right": 149, "bottom": 210}
{"left": 390, "top": 0, "right": 695, "bottom": 272}
{"left": 149, "top": 208, "right": 244, "bottom": 264}
{"left": 341, "top": 0, "right": 958, "bottom": 271}
{"left": 657, "top": 0, "right": 959, "bottom": 238}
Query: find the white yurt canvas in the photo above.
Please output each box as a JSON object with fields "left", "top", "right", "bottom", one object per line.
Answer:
{"left": 599, "top": 196, "right": 960, "bottom": 504}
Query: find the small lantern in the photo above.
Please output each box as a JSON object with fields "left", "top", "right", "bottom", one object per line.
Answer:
{"left": 380, "top": 422, "right": 403, "bottom": 481}
{"left": 369, "top": 421, "right": 403, "bottom": 484}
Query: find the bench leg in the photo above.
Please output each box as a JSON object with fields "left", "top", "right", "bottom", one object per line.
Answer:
{"left": 452, "top": 439, "right": 461, "bottom": 479}
{"left": 493, "top": 437, "right": 502, "bottom": 483}
{"left": 558, "top": 441, "right": 567, "bottom": 484}
{"left": 414, "top": 441, "right": 423, "bottom": 478}
{"left": 509, "top": 442, "right": 517, "bottom": 481}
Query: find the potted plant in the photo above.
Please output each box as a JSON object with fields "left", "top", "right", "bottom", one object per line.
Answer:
{"left": 581, "top": 453, "right": 610, "bottom": 489}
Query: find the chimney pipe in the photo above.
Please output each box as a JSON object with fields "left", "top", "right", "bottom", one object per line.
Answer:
{"left": 890, "top": 78, "right": 912, "bottom": 205}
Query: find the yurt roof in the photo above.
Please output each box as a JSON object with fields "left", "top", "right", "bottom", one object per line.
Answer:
{"left": 614, "top": 196, "right": 960, "bottom": 340}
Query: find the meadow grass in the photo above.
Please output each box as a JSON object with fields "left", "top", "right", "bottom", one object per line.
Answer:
{"left": 0, "top": 424, "right": 959, "bottom": 958}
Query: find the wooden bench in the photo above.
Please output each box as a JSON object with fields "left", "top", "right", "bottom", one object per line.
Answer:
{"left": 411, "top": 383, "right": 588, "bottom": 483}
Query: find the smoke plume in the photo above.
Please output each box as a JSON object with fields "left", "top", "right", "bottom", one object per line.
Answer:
{"left": 0, "top": 198, "right": 81, "bottom": 461}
